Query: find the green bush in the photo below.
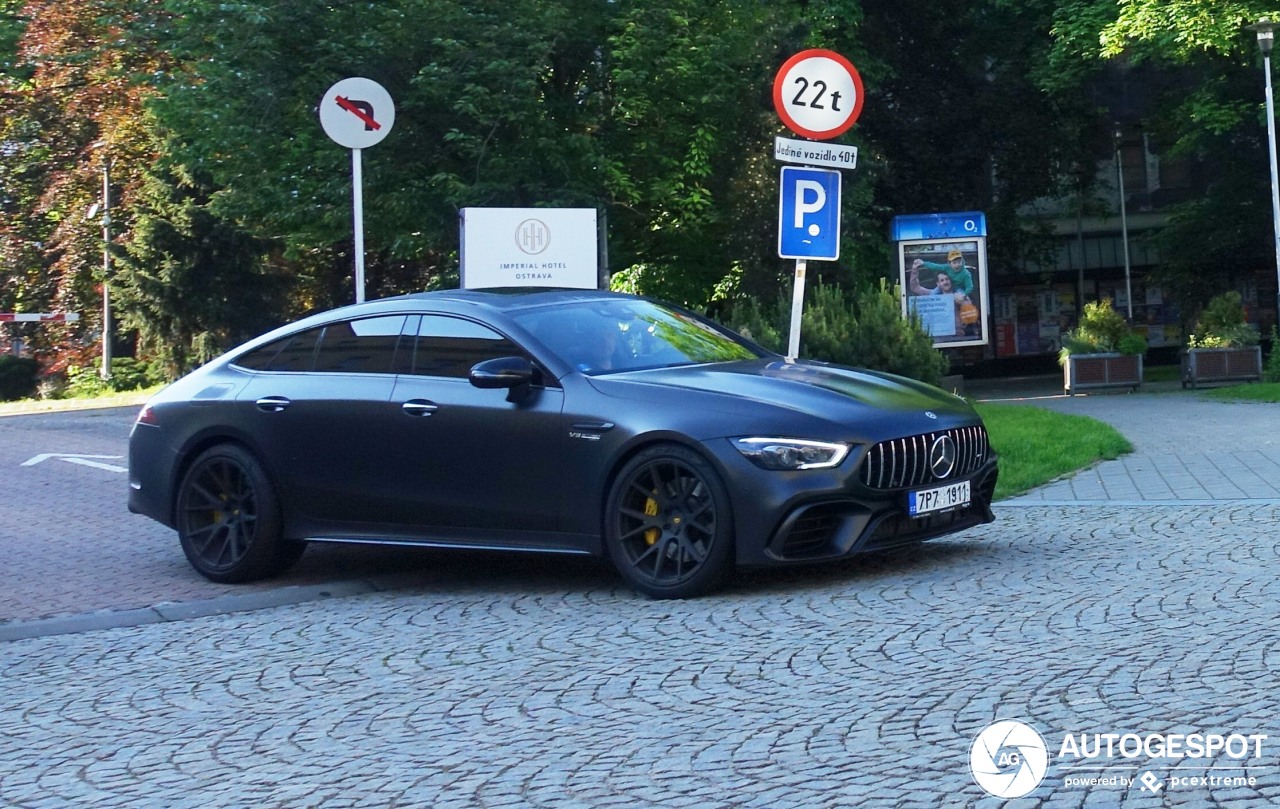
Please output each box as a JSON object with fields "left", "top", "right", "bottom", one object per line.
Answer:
{"left": 1266, "top": 326, "right": 1280, "bottom": 383}
{"left": 0, "top": 355, "right": 40, "bottom": 401}
{"left": 1116, "top": 331, "right": 1149, "bottom": 356}
{"left": 1188, "top": 291, "right": 1258, "bottom": 349}
{"left": 1059, "top": 299, "right": 1146, "bottom": 363}
{"left": 727, "top": 280, "right": 949, "bottom": 386}
{"left": 63, "top": 358, "right": 165, "bottom": 399}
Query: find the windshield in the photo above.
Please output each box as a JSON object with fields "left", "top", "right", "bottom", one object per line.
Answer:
{"left": 510, "top": 298, "right": 764, "bottom": 375}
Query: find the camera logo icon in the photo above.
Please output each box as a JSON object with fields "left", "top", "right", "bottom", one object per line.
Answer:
{"left": 970, "top": 720, "right": 1049, "bottom": 798}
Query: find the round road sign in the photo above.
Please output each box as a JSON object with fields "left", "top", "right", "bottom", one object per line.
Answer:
{"left": 772, "top": 49, "right": 864, "bottom": 140}
{"left": 319, "top": 77, "right": 395, "bottom": 149}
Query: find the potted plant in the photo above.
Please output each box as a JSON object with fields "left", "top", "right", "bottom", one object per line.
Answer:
{"left": 1059, "top": 300, "right": 1147, "bottom": 395}
{"left": 1182, "top": 291, "right": 1262, "bottom": 388}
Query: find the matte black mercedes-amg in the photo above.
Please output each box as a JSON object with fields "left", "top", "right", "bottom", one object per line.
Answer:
{"left": 128, "top": 288, "right": 997, "bottom": 598}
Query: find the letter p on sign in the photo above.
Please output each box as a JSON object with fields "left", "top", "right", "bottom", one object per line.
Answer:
{"left": 794, "top": 181, "right": 827, "bottom": 230}
{"left": 779, "top": 166, "right": 841, "bottom": 261}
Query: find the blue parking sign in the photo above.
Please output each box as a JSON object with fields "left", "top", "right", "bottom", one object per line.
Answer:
{"left": 778, "top": 166, "right": 841, "bottom": 260}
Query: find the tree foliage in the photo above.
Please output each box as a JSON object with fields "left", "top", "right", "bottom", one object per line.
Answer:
{"left": 1046, "top": 0, "right": 1278, "bottom": 316}
{"left": 1, "top": 0, "right": 166, "bottom": 356}
{"left": 5, "top": 0, "right": 1270, "bottom": 378}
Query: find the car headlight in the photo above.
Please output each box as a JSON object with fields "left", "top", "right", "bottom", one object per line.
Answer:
{"left": 732, "top": 437, "right": 850, "bottom": 470}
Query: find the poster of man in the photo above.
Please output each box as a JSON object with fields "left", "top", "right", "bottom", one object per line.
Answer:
{"left": 898, "top": 239, "right": 989, "bottom": 348}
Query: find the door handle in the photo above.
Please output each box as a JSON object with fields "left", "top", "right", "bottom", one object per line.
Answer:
{"left": 402, "top": 399, "right": 439, "bottom": 417}
{"left": 255, "top": 396, "right": 291, "bottom": 412}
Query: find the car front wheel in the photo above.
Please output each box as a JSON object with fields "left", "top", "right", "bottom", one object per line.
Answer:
{"left": 175, "top": 443, "right": 304, "bottom": 583}
{"left": 604, "top": 443, "right": 734, "bottom": 599}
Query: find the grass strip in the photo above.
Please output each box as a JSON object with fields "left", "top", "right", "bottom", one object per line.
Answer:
{"left": 975, "top": 403, "right": 1132, "bottom": 500}
{"left": 1199, "top": 382, "right": 1280, "bottom": 403}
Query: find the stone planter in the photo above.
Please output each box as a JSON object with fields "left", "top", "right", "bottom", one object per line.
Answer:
{"left": 1062, "top": 352, "right": 1143, "bottom": 395}
{"left": 1181, "top": 346, "right": 1263, "bottom": 389}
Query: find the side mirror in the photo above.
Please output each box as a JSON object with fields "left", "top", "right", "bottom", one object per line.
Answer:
{"left": 470, "top": 356, "right": 535, "bottom": 390}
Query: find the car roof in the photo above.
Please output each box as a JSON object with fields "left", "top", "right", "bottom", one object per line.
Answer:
{"left": 214, "top": 288, "right": 643, "bottom": 362}
{"left": 387, "top": 287, "right": 633, "bottom": 313}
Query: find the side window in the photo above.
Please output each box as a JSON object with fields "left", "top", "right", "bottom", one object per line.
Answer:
{"left": 312, "top": 315, "right": 407, "bottom": 374}
{"left": 233, "top": 327, "right": 322, "bottom": 372}
{"left": 409, "top": 315, "right": 522, "bottom": 379}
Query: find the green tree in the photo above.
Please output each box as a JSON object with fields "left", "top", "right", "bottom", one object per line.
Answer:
{"left": 1, "top": 0, "right": 167, "bottom": 362}
{"left": 1046, "top": 1, "right": 1278, "bottom": 315}
{"left": 3, "top": 0, "right": 1173, "bottom": 372}
{"left": 113, "top": 158, "right": 293, "bottom": 375}
{"left": 143, "top": 1, "right": 801, "bottom": 308}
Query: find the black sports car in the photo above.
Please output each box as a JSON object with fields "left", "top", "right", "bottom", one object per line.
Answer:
{"left": 128, "top": 288, "right": 997, "bottom": 598}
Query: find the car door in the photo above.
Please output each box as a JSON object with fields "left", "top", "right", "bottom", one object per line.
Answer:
{"left": 376, "top": 313, "right": 567, "bottom": 537}
{"left": 235, "top": 314, "right": 408, "bottom": 527}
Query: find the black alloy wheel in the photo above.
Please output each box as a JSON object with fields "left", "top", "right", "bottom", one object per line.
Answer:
{"left": 175, "top": 444, "right": 303, "bottom": 583}
{"left": 605, "top": 443, "right": 733, "bottom": 599}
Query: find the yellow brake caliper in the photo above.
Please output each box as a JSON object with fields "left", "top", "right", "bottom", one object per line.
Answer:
{"left": 644, "top": 494, "right": 660, "bottom": 545}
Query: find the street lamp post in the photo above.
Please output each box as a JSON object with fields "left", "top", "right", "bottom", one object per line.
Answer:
{"left": 1114, "top": 125, "right": 1134, "bottom": 320}
{"left": 99, "top": 156, "right": 112, "bottom": 380}
{"left": 1248, "top": 17, "right": 1280, "bottom": 328}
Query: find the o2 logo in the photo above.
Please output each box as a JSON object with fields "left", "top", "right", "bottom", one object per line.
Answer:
{"left": 970, "top": 720, "right": 1049, "bottom": 799}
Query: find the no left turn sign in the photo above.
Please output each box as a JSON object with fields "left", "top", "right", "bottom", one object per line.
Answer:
{"left": 772, "top": 49, "right": 864, "bottom": 140}
{"left": 320, "top": 77, "right": 395, "bottom": 149}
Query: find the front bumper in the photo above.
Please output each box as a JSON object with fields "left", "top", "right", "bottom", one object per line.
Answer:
{"left": 704, "top": 434, "right": 999, "bottom": 567}
{"left": 761, "top": 461, "right": 998, "bottom": 562}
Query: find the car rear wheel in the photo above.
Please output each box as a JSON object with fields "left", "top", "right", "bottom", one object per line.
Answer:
{"left": 176, "top": 444, "right": 304, "bottom": 583}
{"left": 604, "top": 443, "right": 733, "bottom": 599}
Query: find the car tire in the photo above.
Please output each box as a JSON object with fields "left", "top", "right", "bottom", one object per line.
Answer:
{"left": 175, "top": 443, "right": 304, "bottom": 583}
{"left": 604, "top": 443, "right": 734, "bottom": 599}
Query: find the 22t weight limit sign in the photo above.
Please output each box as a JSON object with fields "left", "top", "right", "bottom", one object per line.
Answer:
{"left": 772, "top": 49, "right": 864, "bottom": 140}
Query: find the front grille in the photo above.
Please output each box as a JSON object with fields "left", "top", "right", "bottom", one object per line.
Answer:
{"left": 858, "top": 425, "right": 989, "bottom": 490}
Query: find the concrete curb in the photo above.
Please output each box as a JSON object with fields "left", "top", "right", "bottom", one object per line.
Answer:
{"left": 0, "top": 391, "right": 153, "bottom": 418}
{"left": 0, "top": 576, "right": 426, "bottom": 642}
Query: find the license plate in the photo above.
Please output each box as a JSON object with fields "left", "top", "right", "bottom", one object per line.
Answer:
{"left": 908, "top": 480, "right": 971, "bottom": 516}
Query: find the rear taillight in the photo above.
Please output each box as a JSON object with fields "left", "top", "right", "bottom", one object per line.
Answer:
{"left": 135, "top": 404, "right": 157, "bottom": 425}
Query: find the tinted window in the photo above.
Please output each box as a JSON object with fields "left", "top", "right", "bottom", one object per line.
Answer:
{"left": 233, "top": 327, "right": 322, "bottom": 372}
{"left": 509, "top": 299, "right": 762, "bottom": 374}
{"left": 409, "top": 316, "right": 521, "bottom": 378}
{"left": 312, "top": 315, "right": 407, "bottom": 374}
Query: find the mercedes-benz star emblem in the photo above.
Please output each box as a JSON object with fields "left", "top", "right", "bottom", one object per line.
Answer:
{"left": 929, "top": 434, "right": 957, "bottom": 479}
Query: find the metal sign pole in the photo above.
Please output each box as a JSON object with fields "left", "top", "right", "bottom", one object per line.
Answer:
{"left": 101, "top": 158, "right": 112, "bottom": 379}
{"left": 320, "top": 77, "right": 394, "bottom": 304}
{"left": 787, "top": 259, "right": 807, "bottom": 359}
{"left": 352, "top": 147, "right": 365, "bottom": 304}
{"left": 1264, "top": 48, "right": 1280, "bottom": 327}
{"left": 772, "top": 50, "right": 859, "bottom": 360}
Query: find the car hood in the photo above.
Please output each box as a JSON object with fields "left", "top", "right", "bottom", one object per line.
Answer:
{"left": 589, "top": 359, "right": 978, "bottom": 439}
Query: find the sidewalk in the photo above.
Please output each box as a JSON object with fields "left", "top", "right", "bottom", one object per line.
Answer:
{"left": 967, "top": 373, "right": 1280, "bottom": 505}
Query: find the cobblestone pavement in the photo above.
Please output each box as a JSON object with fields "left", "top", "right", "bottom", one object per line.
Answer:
{"left": 1, "top": 386, "right": 1278, "bottom": 807}
{"left": 0, "top": 406, "right": 453, "bottom": 629}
